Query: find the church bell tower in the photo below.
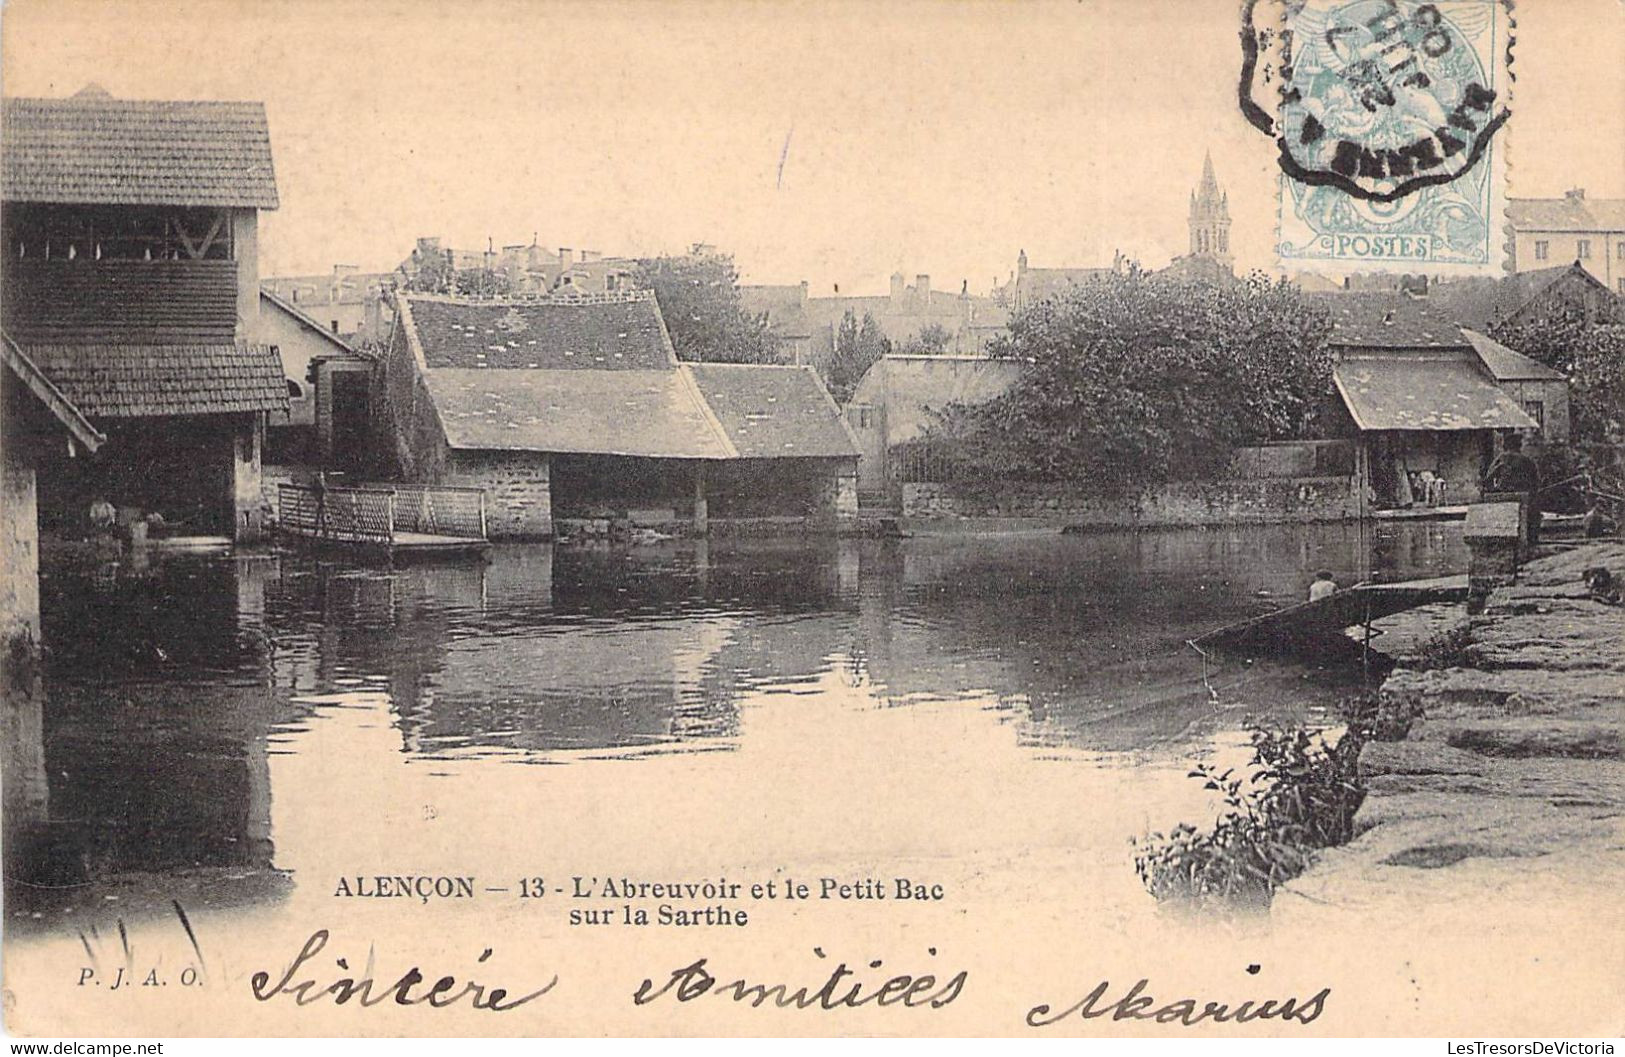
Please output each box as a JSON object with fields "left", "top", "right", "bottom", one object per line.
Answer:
{"left": 1189, "top": 151, "right": 1232, "bottom": 268}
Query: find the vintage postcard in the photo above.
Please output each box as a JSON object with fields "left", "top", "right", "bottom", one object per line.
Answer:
{"left": 2, "top": 0, "right": 1622, "bottom": 1042}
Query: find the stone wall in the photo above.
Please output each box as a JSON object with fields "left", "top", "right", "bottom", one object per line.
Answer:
{"left": 903, "top": 475, "right": 1360, "bottom": 527}
{"left": 444, "top": 449, "right": 552, "bottom": 539}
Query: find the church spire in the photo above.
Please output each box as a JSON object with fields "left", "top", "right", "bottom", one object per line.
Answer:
{"left": 1188, "top": 151, "right": 1232, "bottom": 269}
{"left": 1197, "top": 150, "right": 1220, "bottom": 204}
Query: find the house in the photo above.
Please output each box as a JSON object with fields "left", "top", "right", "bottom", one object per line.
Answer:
{"left": 1308, "top": 293, "right": 1548, "bottom": 508}
{"left": 795, "top": 274, "right": 1010, "bottom": 372}
{"left": 257, "top": 289, "right": 376, "bottom": 466}
{"left": 379, "top": 290, "right": 859, "bottom": 539}
{"left": 1427, "top": 262, "right": 1622, "bottom": 333}
{"left": 394, "top": 237, "right": 639, "bottom": 298}
{"left": 845, "top": 354, "right": 1022, "bottom": 497}
{"left": 738, "top": 282, "right": 814, "bottom": 364}
{"left": 996, "top": 251, "right": 1121, "bottom": 312}
{"left": 260, "top": 265, "right": 396, "bottom": 344}
{"left": 1508, "top": 189, "right": 1625, "bottom": 294}
{"left": 1, "top": 86, "right": 288, "bottom": 542}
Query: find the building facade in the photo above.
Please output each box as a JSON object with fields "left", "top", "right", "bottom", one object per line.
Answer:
{"left": 1508, "top": 189, "right": 1625, "bottom": 294}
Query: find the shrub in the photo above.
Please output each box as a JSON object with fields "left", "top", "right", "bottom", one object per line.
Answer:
{"left": 1132, "top": 723, "right": 1365, "bottom": 908}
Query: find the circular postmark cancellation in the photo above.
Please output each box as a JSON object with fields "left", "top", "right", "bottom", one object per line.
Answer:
{"left": 1240, "top": 0, "right": 1510, "bottom": 205}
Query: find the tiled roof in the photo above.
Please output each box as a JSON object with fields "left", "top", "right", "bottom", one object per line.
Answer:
{"left": 422, "top": 368, "right": 734, "bottom": 459}
{"left": 2, "top": 93, "right": 278, "bottom": 208}
{"left": 1, "top": 334, "right": 103, "bottom": 451}
{"left": 1304, "top": 292, "right": 1468, "bottom": 348}
{"left": 404, "top": 293, "right": 675, "bottom": 370}
{"left": 1427, "top": 264, "right": 1619, "bottom": 331}
{"left": 1461, "top": 330, "right": 1566, "bottom": 382}
{"left": 685, "top": 364, "right": 858, "bottom": 459}
{"left": 1333, "top": 353, "right": 1537, "bottom": 432}
{"left": 20, "top": 343, "right": 289, "bottom": 418}
{"left": 1508, "top": 196, "right": 1625, "bottom": 233}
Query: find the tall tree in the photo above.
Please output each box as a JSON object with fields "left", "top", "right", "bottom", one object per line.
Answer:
{"left": 633, "top": 251, "right": 776, "bottom": 363}
{"left": 827, "top": 309, "right": 891, "bottom": 403}
{"left": 930, "top": 268, "right": 1333, "bottom": 492}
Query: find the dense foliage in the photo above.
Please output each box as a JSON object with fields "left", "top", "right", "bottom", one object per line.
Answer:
{"left": 826, "top": 309, "right": 892, "bottom": 403}
{"left": 1132, "top": 723, "right": 1365, "bottom": 908}
{"left": 930, "top": 270, "right": 1333, "bottom": 491}
{"left": 400, "top": 255, "right": 515, "bottom": 297}
{"left": 633, "top": 252, "right": 778, "bottom": 364}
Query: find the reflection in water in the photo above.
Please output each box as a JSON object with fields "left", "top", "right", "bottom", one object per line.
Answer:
{"left": 8, "top": 521, "right": 1465, "bottom": 921}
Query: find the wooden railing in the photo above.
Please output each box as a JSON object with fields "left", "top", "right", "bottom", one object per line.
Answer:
{"left": 279, "top": 484, "right": 397, "bottom": 545}
{"left": 382, "top": 483, "right": 487, "bottom": 539}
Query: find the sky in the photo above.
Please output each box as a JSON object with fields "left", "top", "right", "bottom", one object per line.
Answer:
{"left": 3, "top": 0, "right": 1622, "bottom": 295}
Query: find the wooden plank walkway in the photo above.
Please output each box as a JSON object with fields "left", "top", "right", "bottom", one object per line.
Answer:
{"left": 1193, "top": 574, "right": 1469, "bottom": 653}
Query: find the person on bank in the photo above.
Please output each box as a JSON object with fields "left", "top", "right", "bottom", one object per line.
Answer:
{"left": 1309, "top": 570, "right": 1338, "bottom": 601}
{"left": 1483, "top": 433, "right": 1542, "bottom": 544}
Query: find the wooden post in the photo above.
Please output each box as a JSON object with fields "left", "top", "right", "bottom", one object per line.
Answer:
{"left": 478, "top": 490, "right": 488, "bottom": 540}
{"left": 693, "top": 463, "right": 709, "bottom": 536}
{"left": 386, "top": 492, "right": 397, "bottom": 546}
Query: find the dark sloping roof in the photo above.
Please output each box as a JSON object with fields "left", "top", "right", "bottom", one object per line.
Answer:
{"left": 1509, "top": 196, "right": 1625, "bottom": 233}
{"left": 422, "top": 368, "right": 735, "bottom": 458}
{"left": 1333, "top": 354, "right": 1537, "bottom": 432}
{"left": 1461, "top": 330, "right": 1566, "bottom": 382}
{"left": 1426, "top": 265, "right": 1614, "bottom": 332}
{"left": 1, "top": 333, "right": 103, "bottom": 450}
{"left": 20, "top": 343, "right": 289, "bottom": 418}
{"left": 2, "top": 93, "right": 279, "bottom": 208}
{"left": 1304, "top": 292, "right": 1468, "bottom": 348}
{"left": 404, "top": 293, "right": 675, "bottom": 370}
{"left": 685, "top": 364, "right": 859, "bottom": 458}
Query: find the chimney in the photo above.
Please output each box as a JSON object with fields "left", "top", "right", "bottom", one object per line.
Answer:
{"left": 798, "top": 280, "right": 809, "bottom": 305}
{"left": 915, "top": 274, "right": 931, "bottom": 302}
{"left": 558, "top": 248, "right": 573, "bottom": 267}
{"left": 890, "top": 272, "right": 906, "bottom": 304}
{"left": 580, "top": 250, "right": 602, "bottom": 263}
{"left": 1565, "top": 187, "right": 1586, "bottom": 201}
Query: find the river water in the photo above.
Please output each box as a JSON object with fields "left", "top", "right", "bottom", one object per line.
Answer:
{"left": 9, "top": 520, "right": 1465, "bottom": 925}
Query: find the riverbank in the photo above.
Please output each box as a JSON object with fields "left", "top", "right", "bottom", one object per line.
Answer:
{"left": 1290, "top": 541, "right": 1623, "bottom": 895}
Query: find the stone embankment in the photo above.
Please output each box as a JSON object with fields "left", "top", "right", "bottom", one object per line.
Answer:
{"left": 1303, "top": 542, "right": 1623, "bottom": 877}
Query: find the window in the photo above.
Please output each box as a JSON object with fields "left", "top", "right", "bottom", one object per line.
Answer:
{"left": 848, "top": 405, "right": 874, "bottom": 429}
{"left": 1577, "top": 239, "right": 1591, "bottom": 259}
{"left": 1522, "top": 401, "right": 1544, "bottom": 429}
{"left": 331, "top": 320, "right": 340, "bottom": 334}
{"left": 286, "top": 379, "right": 305, "bottom": 400}
{"left": 1533, "top": 240, "right": 1549, "bottom": 261}
{"left": 1618, "top": 278, "right": 1625, "bottom": 295}
{"left": 1617, "top": 242, "right": 1625, "bottom": 260}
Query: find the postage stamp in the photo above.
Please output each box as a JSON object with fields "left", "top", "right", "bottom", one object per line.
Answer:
{"left": 1243, "top": 0, "right": 1512, "bottom": 275}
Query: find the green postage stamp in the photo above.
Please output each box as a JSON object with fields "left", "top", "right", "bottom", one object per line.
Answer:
{"left": 1243, "top": 0, "right": 1512, "bottom": 276}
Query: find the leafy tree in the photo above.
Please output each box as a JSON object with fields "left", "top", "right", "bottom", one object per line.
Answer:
{"left": 896, "top": 321, "right": 954, "bottom": 355}
{"left": 399, "top": 251, "right": 513, "bottom": 297}
{"left": 931, "top": 268, "right": 1333, "bottom": 492}
{"left": 827, "top": 309, "right": 891, "bottom": 403}
{"left": 633, "top": 251, "right": 776, "bottom": 363}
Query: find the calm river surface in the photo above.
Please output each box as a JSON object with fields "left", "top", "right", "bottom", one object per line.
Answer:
{"left": 10, "top": 521, "right": 1465, "bottom": 924}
